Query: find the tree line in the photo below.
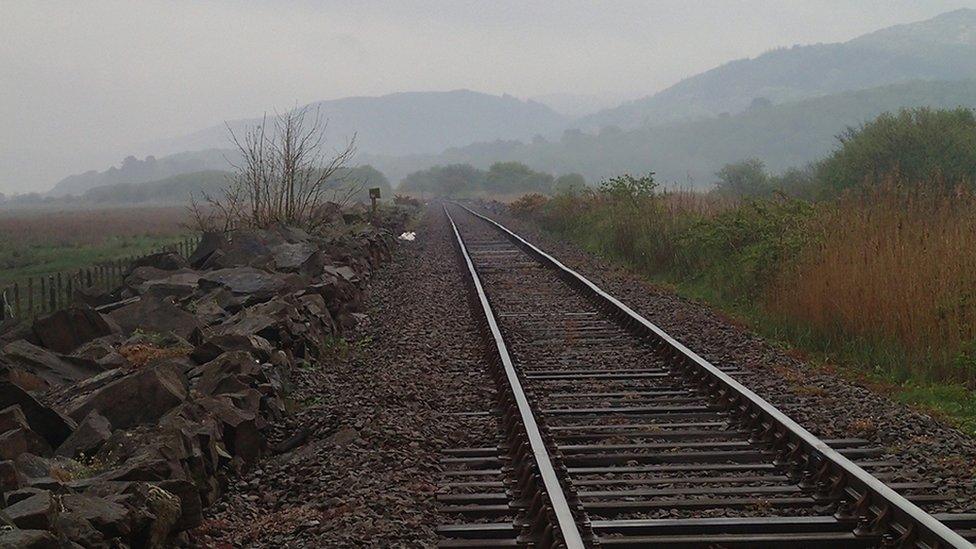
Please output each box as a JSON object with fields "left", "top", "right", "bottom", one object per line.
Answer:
{"left": 398, "top": 161, "right": 586, "bottom": 197}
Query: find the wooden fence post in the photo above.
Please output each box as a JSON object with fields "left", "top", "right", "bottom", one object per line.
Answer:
{"left": 27, "top": 278, "right": 34, "bottom": 319}
{"left": 13, "top": 282, "right": 20, "bottom": 320}
{"left": 48, "top": 276, "right": 55, "bottom": 313}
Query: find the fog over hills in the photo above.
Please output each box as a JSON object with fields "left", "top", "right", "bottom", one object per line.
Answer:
{"left": 362, "top": 79, "right": 976, "bottom": 186}
{"left": 42, "top": 8, "right": 976, "bottom": 197}
{"left": 144, "top": 90, "right": 567, "bottom": 159}
{"left": 578, "top": 8, "right": 976, "bottom": 130}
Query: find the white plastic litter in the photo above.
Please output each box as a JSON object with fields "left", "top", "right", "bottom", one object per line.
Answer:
{"left": 398, "top": 231, "right": 417, "bottom": 241}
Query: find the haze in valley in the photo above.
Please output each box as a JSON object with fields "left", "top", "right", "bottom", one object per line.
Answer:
{"left": 2, "top": 0, "right": 976, "bottom": 195}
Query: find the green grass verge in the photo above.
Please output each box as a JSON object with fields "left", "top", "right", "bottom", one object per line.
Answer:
{"left": 0, "top": 234, "right": 192, "bottom": 286}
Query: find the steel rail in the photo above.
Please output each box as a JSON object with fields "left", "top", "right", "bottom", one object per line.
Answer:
{"left": 459, "top": 203, "right": 972, "bottom": 549}
{"left": 445, "top": 206, "right": 587, "bottom": 549}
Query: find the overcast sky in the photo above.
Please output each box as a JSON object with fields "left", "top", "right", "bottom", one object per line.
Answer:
{"left": 2, "top": 0, "right": 975, "bottom": 193}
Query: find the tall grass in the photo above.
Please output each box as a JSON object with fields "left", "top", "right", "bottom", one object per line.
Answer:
{"left": 768, "top": 180, "right": 976, "bottom": 385}
{"left": 514, "top": 180, "right": 976, "bottom": 430}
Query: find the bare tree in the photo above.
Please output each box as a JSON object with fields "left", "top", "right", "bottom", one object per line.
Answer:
{"left": 189, "top": 105, "right": 357, "bottom": 233}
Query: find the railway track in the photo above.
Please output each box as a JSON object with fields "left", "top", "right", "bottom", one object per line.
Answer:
{"left": 436, "top": 204, "right": 976, "bottom": 549}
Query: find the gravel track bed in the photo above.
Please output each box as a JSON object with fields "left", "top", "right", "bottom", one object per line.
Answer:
{"left": 470, "top": 205, "right": 976, "bottom": 516}
{"left": 193, "top": 208, "right": 496, "bottom": 547}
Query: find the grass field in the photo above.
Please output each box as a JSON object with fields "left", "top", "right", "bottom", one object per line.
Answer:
{"left": 0, "top": 206, "right": 192, "bottom": 286}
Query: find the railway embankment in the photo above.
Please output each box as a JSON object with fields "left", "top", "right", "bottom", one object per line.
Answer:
{"left": 0, "top": 209, "right": 404, "bottom": 547}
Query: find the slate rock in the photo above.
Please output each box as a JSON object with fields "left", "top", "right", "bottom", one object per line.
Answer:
{"left": 108, "top": 295, "right": 202, "bottom": 340}
{"left": 0, "top": 529, "right": 59, "bottom": 549}
{"left": 188, "top": 231, "right": 227, "bottom": 269}
{"left": 129, "top": 251, "right": 189, "bottom": 272}
{"left": 0, "top": 382, "right": 75, "bottom": 447}
{"left": 55, "top": 511, "right": 105, "bottom": 547}
{"left": 3, "top": 491, "right": 56, "bottom": 530}
{"left": 190, "top": 333, "right": 273, "bottom": 364}
{"left": 67, "top": 361, "right": 187, "bottom": 430}
{"left": 0, "top": 405, "right": 30, "bottom": 434}
{"left": 0, "top": 427, "right": 52, "bottom": 461}
{"left": 62, "top": 493, "right": 131, "bottom": 539}
{"left": 0, "top": 460, "right": 23, "bottom": 495}
{"left": 56, "top": 411, "right": 112, "bottom": 459}
{"left": 31, "top": 306, "right": 119, "bottom": 354}
{"left": 2, "top": 340, "right": 102, "bottom": 388}
{"left": 199, "top": 267, "right": 288, "bottom": 298}
{"left": 135, "top": 271, "right": 203, "bottom": 298}
{"left": 272, "top": 242, "right": 318, "bottom": 272}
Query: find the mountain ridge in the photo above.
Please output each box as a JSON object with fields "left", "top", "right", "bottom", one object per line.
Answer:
{"left": 578, "top": 8, "right": 976, "bottom": 129}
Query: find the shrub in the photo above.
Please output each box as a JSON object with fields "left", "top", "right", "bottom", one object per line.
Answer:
{"left": 816, "top": 107, "right": 976, "bottom": 195}
{"left": 508, "top": 193, "right": 550, "bottom": 218}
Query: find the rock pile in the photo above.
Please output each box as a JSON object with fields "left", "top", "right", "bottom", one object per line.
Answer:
{"left": 0, "top": 222, "right": 396, "bottom": 547}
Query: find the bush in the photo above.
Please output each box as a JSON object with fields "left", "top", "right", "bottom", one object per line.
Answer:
{"left": 508, "top": 193, "right": 549, "bottom": 218}
{"left": 816, "top": 107, "right": 976, "bottom": 195}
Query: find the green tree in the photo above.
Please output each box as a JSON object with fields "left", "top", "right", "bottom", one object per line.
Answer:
{"left": 339, "top": 165, "right": 393, "bottom": 202}
{"left": 599, "top": 172, "right": 657, "bottom": 201}
{"left": 816, "top": 107, "right": 976, "bottom": 194}
{"left": 400, "top": 164, "right": 485, "bottom": 197}
{"left": 714, "top": 159, "right": 771, "bottom": 198}
{"left": 552, "top": 173, "right": 587, "bottom": 194}
{"left": 485, "top": 162, "right": 554, "bottom": 194}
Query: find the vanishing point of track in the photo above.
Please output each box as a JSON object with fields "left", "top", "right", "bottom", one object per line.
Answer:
{"left": 435, "top": 204, "right": 975, "bottom": 548}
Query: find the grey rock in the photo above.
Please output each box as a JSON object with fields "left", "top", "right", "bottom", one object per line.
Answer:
{"left": 31, "top": 306, "right": 119, "bottom": 354}
{"left": 108, "top": 295, "right": 202, "bottom": 340}
{"left": 56, "top": 411, "right": 112, "bottom": 459}
{"left": 67, "top": 361, "right": 187, "bottom": 429}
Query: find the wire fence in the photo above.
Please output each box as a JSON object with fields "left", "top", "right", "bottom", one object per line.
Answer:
{"left": 0, "top": 236, "right": 199, "bottom": 323}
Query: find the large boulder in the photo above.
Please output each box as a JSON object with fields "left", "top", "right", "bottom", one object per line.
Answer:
{"left": 199, "top": 267, "right": 288, "bottom": 299}
{"left": 67, "top": 361, "right": 187, "bottom": 430}
{"left": 129, "top": 251, "right": 189, "bottom": 272}
{"left": 0, "top": 529, "right": 58, "bottom": 549}
{"left": 3, "top": 491, "right": 56, "bottom": 530}
{"left": 134, "top": 271, "right": 203, "bottom": 298}
{"left": 0, "top": 406, "right": 52, "bottom": 460}
{"left": 31, "top": 306, "right": 119, "bottom": 354}
{"left": 0, "top": 382, "right": 75, "bottom": 448}
{"left": 2, "top": 340, "right": 102, "bottom": 387}
{"left": 190, "top": 333, "right": 273, "bottom": 364}
{"left": 55, "top": 410, "right": 112, "bottom": 459}
{"left": 0, "top": 428, "right": 51, "bottom": 461}
{"left": 188, "top": 231, "right": 227, "bottom": 269}
{"left": 61, "top": 493, "right": 131, "bottom": 539}
{"left": 108, "top": 295, "right": 202, "bottom": 340}
{"left": 271, "top": 241, "right": 319, "bottom": 272}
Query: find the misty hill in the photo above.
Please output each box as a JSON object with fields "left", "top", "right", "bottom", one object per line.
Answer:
{"left": 145, "top": 90, "right": 567, "bottom": 158}
{"left": 49, "top": 150, "right": 232, "bottom": 197}
{"left": 52, "top": 90, "right": 566, "bottom": 196}
{"left": 364, "top": 79, "right": 976, "bottom": 187}
{"left": 79, "top": 170, "right": 232, "bottom": 205}
{"left": 580, "top": 9, "right": 976, "bottom": 129}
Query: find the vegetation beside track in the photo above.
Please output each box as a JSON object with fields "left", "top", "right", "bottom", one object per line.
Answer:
{"left": 508, "top": 108, "right": 976, "bottom": 433}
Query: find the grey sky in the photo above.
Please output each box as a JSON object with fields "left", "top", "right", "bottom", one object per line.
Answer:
{"left": 2, "top": 0, "right": 975, "bottom": 193}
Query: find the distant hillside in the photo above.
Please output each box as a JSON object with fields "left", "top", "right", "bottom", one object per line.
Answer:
{"left": 364, "top": 80, "right": 976, "bottom": 187}
{"left": 49, "top": 149, "right": 232, "bottom": 197}
{"left": 79, "top": 170, "right": 232, "bottom": 205}
{"left": 580, "top": 9, "right": 976, "bottom": 129}
{"left": 144, "top": 90, "right": 567, "bottom": 159}
{"left": 52, "top": 90, "right": 567, "bottom": 196}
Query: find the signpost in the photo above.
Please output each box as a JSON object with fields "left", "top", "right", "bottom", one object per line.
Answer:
{"left": 369, "top": 187, "right": 381, "bottom": 218}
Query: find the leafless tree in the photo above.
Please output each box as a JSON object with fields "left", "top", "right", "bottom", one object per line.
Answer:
{"left": 189, "top": 105, "right": 357, "bottom": 233}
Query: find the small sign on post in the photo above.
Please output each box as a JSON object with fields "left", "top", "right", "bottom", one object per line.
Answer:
{"left": 369, "top": 187, "right": 381, "bottom": 218}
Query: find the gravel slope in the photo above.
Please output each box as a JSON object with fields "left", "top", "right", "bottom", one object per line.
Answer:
{"left": 192, "top": 207, "right": 495, "bottom": 547}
